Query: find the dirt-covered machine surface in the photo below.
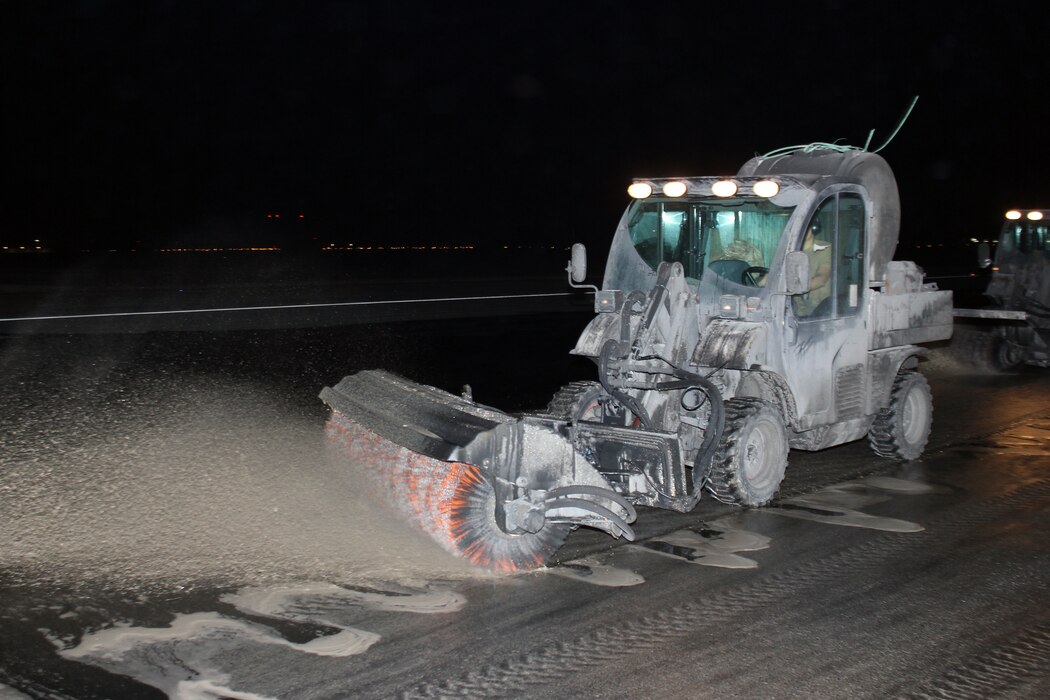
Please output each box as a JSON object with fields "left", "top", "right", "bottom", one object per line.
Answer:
{"left": 954, "top": 209, "right": 1050, "bottom": 370}
{"left": 321, "top": 147, "right": 954, "bottom": 571}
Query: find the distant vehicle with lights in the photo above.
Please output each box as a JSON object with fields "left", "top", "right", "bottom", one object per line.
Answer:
{"left": 320, "top": 145, "right": 955, "bottom": 572}
{"left": 954, "top": 209, "right": 1049, "bottom": 370}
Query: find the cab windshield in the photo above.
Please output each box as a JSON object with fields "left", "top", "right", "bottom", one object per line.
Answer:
{"left": 999, "top": 219, "right": 1049, "bottom": 255}
{"left": 628, "top": 198, "right": 795, "bottom": 284}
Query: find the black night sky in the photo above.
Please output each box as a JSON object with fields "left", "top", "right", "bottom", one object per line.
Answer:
{"left": 3, "top": 1, "right": 1049, "bottom": 259}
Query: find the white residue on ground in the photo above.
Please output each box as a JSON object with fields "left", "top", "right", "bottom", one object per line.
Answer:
{"left": 548, "top": 557, "right": 645, "bottom": 586}
{"left": 769, "top": 478, "right": 927, "bottom": 532}
{"left": 224, "top": 581, "right": 466, "bottom": 620}
{"left": 57, "top": 611, "right": 370, "bottom": 699}
{"left": 635, "top": 516, "right": 771, "bottom": 569}
{"left": 0, "top": 683, "right": 32, "bottom": 700}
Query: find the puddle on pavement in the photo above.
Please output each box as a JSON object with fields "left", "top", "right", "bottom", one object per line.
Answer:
{"left": 628, "top": 477, "right": 933, "bottom": 571}
{"left": 548, "top": 557, "right": 645, "bottom": 587}
{"left": 950, "top": 420, "right": 1050, "bottom": 457}
{"left": 766, "top": 476, "right": 928, "bottom": 532}
{"left": 853, "top": 475, "right": 941, "bottom": 494}
{"left": 51, "top": 581, "right": 466, "bottom": 699}
{"left": 633, "top": 516, "right": 771, "bottom": 569}
{"left": 56, "top": 611, "right": 370, "bottom": 699}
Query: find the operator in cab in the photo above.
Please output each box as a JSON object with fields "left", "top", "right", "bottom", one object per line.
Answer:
{"left": 794, "top": 224, "right": 832, "bottom": 316}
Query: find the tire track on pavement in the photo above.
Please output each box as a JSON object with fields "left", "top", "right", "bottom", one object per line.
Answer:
{"left": 404, "top": 477, "right": 1050, "bottom": 699}
{"left": 899, "top": 621, "right": 1050, "bottom": 699}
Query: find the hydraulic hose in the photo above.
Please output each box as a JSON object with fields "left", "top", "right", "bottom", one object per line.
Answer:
{"left": 598, "top": 338, "right": 654, "bottom": 430}
{"left": 544, "top": 497, "right": 636, "bottom": 540}
{"left": 652, "top": 367, "right": 726, "bottom": 490}
{"left": 545, "top": 484, "right": 638, "bottom": 522}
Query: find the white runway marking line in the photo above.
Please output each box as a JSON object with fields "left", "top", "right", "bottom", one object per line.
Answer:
{"left": 0, "top": 291, "right": 581, "bottom": 323}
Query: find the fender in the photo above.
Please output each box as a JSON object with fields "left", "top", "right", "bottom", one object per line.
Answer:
{"left": 692, "top": 319, "right": 767, "bottom": 369}
{"left": 867, "top": 345, "right": 925, "bottom": 412}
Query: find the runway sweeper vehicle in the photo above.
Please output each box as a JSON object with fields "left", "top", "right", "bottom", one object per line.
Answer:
{"left": 320, "top": 147, "right": 953, "bottom": 571}
{"left": 954, "top": 209, "right": 1049, "bottom": 370}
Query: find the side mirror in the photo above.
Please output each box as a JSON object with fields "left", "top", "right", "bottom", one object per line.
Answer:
{"left": 977, "top": 242, "right": 992, "bottom": 269}
{"left": 569, "top": 243, "right": 587, "bottom": 283}
{"left": 784, "top": 251, "right": 810, "bottom": 295}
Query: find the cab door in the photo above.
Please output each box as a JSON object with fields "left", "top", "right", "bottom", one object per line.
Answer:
{"left": 783, "top": 192, "right": 869, "bottom": 428}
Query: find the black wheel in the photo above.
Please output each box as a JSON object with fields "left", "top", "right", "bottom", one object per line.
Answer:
{"left": 742, "top": 266, "right": 769, "bottom": 286}
{"left": 545, "top": 381, "right": 637, "bottom": 426}
{"left": 993, "top": 334, "right": 1025, "bottom": 371}
{"left": 447, "top": 468, "right": 572, "bottom": 572}
{"left": 868, "top": 371, "right": 932, "bottom": 460}
{"left": 545, "top": 381, "right": 604, "bottom": 421}
{"left": 706, "top": 398, "right": 788, "bottom": 506}
{"left": 953, "top": 327, "right": 1023, "bottom": 373}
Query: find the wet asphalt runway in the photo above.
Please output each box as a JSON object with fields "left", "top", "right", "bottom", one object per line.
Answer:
{"left": 2, "top": 278, "right": 1049, "bottom": 699}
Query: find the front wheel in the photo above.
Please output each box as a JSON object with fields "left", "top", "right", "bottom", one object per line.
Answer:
{"left": 706, "top": 398, "right": 788, "bottom": 506}
{"left": 868, "top": 371, "right": 932, "bottom": 460}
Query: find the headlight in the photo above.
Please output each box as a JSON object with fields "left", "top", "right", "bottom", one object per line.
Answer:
{"left": 718, "top": 294, "right": 742, "bottom": 319}
{"left": 1027, "top": 211, "right": 1044, "bottom": 221}
{"left": 1005, "top": 210, "right": 1022, "bottom": 220}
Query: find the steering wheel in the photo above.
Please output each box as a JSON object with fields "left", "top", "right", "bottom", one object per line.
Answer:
{"left": 742, "top": 266, "right": 768, "bottom": 286}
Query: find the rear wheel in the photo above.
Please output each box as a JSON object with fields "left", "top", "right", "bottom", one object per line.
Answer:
{"left": 706, "top": 398, "right": 788, "bottom": 506}
{"left": 868, "top": 371, "right": 932, "bottom": 460}
{"left": 954, "top": 327, "right": 1023, "bottom": 373}
{"left": 993, "top": 333, "right": 1025, "bottom": 371}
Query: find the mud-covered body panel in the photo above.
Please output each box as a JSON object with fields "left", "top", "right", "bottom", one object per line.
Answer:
{"left": 692, "top": 320, "right": 767, "bottom": 369}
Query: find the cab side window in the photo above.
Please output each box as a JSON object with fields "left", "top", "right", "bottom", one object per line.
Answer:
{"left": 793, "top": 193, "right": 866, "bottom": 319}
{"left": 835, "top": 194, "right": 866, "bottom": 315}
